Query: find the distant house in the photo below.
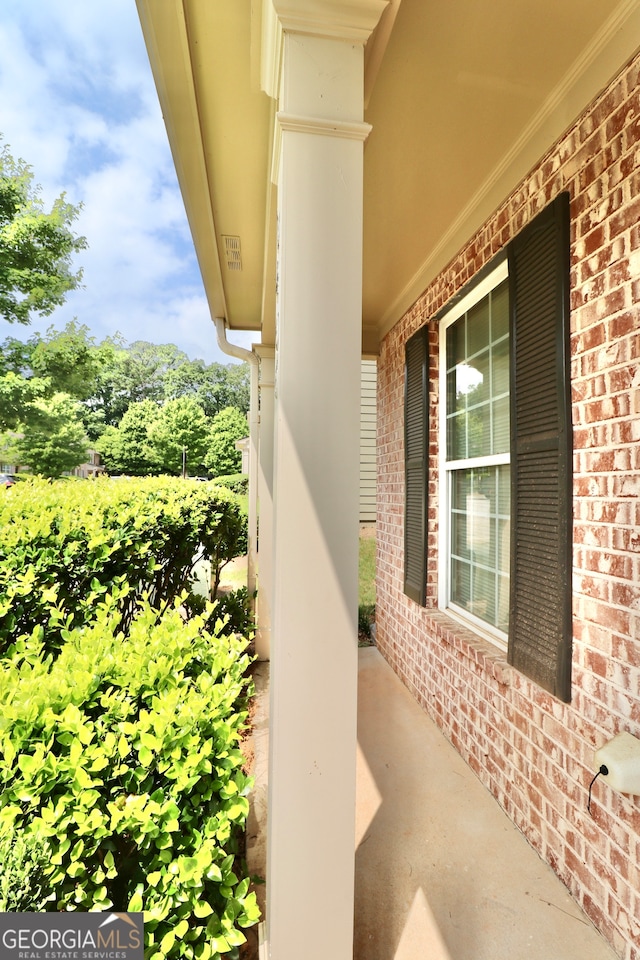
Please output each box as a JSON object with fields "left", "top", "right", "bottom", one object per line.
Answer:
{"left": 359, "top": 360, "right": 376, "bottom": 523}
{"left": 70, "top": 450, "right": 104, "bottom": 479}
{"left": 2, "top": 448, "right": 104, "bottom": 480}
{"left": 136, "top": 3, "right": 640, "bottom": 957}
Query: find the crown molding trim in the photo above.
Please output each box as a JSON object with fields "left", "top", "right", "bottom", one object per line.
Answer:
{"left": 271, "top": 0, "right": 388, "bottom": 42}
{"left": 277, "top": 111, "right": 372, "bottom": 141}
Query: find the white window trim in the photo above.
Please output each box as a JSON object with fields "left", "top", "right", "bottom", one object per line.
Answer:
{"left": 437, "top": 260, "right": 509, "bottom": 652}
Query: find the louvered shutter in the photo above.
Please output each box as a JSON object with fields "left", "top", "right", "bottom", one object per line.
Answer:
{"left": 507, "top": 192, "right": 572, "bottom": 701}
{"left": 404, "top": 327, "right": 429, "bottom": 605}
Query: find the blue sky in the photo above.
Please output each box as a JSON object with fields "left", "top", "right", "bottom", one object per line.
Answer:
{"left": 0, "top": 0, "right": 254, "bottom": 364}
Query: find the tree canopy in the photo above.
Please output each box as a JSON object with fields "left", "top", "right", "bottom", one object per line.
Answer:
{"left": 204, "top": 406, "right": 249, "bottom": 478}
{"left": 149, "top": 397, "right": 211, "bottom": 476}
{"left": 1, "top": 393, "right": 88, "bottom": 478}
{"left": 0, "top": 140, "right": 250, "bottom": 479}
{"left": 97, "top": 400, "right": 162, "bottom": 476}
{"left": 0, "top": 141, "right": 86, "bottom": 325}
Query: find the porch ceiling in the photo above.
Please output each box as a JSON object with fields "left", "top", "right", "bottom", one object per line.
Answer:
{"left": 136, "top": 0, "right": 640, "bottom": 353}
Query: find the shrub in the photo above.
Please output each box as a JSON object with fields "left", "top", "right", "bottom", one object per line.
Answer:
{"left": 0, "top": 826, "right": 54, "bottom": 912}
{"left": 0, "top": 597, "right": 259, "bottom": 957}
{"left": 358, "top": 603, "right": 376, "bottom": 640}
{"left": 213, "top": 587, "right": 255, "bottom": 638}
{"left": 0, "top": 476, "right": 247, "bottom": 655}
{"left": 210, "top": 475, "right": 248, "bottom": 496}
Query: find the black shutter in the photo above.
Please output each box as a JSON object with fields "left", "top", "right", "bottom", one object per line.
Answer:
{"left": 507, "top": 192, "right": 572, "bottom": 701}
{"left": 404, "top": 327, "right": 429, "bottom": 605}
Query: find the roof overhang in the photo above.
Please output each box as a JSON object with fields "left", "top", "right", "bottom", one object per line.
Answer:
{"left": 137, "top": 0, "right": 640, "bottom": 354}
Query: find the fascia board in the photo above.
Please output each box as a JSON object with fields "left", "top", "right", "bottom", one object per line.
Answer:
{"left": 136, "top": 0, "right": 227, "bottom": 323}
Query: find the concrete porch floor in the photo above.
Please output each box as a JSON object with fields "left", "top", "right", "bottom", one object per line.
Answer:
{"left": 355, "top": 646, "right": 617, "bottom": 960}
{"left": 247, "top": 648, "right": 618, "bottom": 960}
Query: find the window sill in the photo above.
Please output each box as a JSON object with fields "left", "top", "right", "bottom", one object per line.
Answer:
{"left": 423, "top": 607, "right": 515, "bottom": 689}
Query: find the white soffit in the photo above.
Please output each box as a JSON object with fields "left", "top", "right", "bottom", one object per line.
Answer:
{"left": 138, "top": 0, "right": 640, "bottom": 348}
{"left": 137, "top": 0, "right": 272, "bottom": 333}
{"left": 364, "top": 0, "right": 640, "bottom": 342}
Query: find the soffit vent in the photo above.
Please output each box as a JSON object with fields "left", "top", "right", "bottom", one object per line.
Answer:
{"left": 222, "top": 235, "right": 242, "bottom": 271}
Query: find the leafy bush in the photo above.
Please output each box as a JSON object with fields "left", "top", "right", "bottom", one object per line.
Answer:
{"left": 358, "top": 603, "right": 376, "bottom": 639}
{"left": 0, "top": 826, "right": 54, "bottom": 911}
{"left": 213, "top": 587, "right": 255, "bottom": 639}
{"left": 210, "top": 475, "right": 248, "bottom": 496}
{"left": 0, "top": 476, "right": 247, "bottom": 655}
{"left": 0, "top": 596, "right": 259, "bottom": 957}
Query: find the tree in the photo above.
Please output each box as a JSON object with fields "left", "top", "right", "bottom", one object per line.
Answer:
{"left": 0, "top": 322, "right": 114, "bottom": 442}
{"left": 30, "top": 321, "right": 103, "bottom": 401}
{"left": 0, "top": 324, "right": 252, "bottom": 447}
{"left": 0, "top": 371, "right": 49, "bottom": 431}
{"left": 0, "top": 334, "right": 36, "bottom": 376}
{"left": 86, "top": 340, "right": 189, "bottom": 432}
{"left": 97, "top": 400, "right": 161, "bottom": 476}
{"left": 121, "top": 341, "right": 189, "bottom": 406}
{"left": 149, "top": 396, "right": 211, "bottom": 476}
{"left": 4, "top": 392, "right": 88, "bottom": 478}
{"left": 204, "top": 406, "right": 248, "bottom": 478}
{"left": 163, "top": 359, "right": 250, "bottom": 418}
{"left": 0, "top": 140, "right": 86, "bottom": 324}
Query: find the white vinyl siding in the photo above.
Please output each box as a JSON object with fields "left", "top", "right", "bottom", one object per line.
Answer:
{"left": 360, "top": 360, "right": 377, "bottom": 522}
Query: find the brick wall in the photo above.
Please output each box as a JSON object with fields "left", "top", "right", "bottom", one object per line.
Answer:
{"left": 377, "top": 52, "right": 640, "bottom": 960}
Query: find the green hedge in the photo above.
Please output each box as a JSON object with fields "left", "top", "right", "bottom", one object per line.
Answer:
{"left": 209, "top": 475, "right": 248, "bottom": 496}
{"left": 0, "top": 596, "right": 258, "bottom": 958}
{"left": 0, "top": 476, "right": 247, "bottom": 655}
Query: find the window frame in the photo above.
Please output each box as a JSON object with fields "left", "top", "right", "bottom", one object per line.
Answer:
{"left": 437, "top": 259, "right": 510, "bottom": 651}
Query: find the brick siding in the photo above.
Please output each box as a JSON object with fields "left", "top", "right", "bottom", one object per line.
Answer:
{"left": 377, "top": 52, "right": 640, "bottom": 960}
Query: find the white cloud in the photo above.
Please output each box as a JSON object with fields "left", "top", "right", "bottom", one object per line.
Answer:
{"left": 0, "top": 0, "right": 248, "bottom": 366}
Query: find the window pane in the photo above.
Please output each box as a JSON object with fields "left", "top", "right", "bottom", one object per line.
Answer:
{"left": 466, "top": 402, "right": 491, "bottom": 458}
{"left": 451, "top": 470, "right": 471, "bottom": 561}
{"left": 447, "top": 366, "right": 464, "bottom": 413}
{"left": 446, "top": 281, "right": 510, "bottom": 464}
{"left": 446, "top": 321, "right": 463, "bottom": 363}
{"left": 448, "top": 411, "right": 464, "bottom": 460}
{"left": 451, "top": 557, "right": 471, "bottom": 609}
{"left": 449, "top": 466, "right": 510, "bottom": 632}
{"left": 492, "top": 337, "right": 509, "bottom": 396}
{"left": 497, "top": 463, "right": 510, "bottom": 515}
{"left": 472, "top": 352, "right": 490, "bottom": 405}
{"left": 491, "top": 279, "right": 509, "bottom": 339}
{"left": 451, "top": 508, "right": 470, "bottom": 562}
{"left": 467, "top": 297, "right": 490, "bottom": 356}
{"left": 492, "top": 396, "right": 510, "bottom": 454}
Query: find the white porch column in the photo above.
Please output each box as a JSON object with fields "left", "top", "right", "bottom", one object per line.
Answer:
{"left": 255, "top": 344, "right": 275, "bottom": 661}
{"left": 267, "top": 4, "right": 385, "bottom": 958}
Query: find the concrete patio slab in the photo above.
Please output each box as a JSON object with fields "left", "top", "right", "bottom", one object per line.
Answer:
{"left": 355, "top": 646, "right": 618, "bottom": 960}
{"left": 246, "top": 648, "right": 619, "bottom": 959}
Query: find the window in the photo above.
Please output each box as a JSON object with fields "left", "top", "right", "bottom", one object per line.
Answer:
{"left": 439, "top": 262, "right": 510, "bottom": 646}
{"left": 403, "top": 193, "right": 572, "bottom": 700}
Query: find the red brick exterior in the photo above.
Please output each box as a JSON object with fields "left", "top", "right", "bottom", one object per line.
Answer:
{"left": 377, "top": 53, "right": 640, "bottom": 960}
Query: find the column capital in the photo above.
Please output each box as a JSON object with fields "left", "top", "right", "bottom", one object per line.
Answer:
{"left": 271, "top": 0, "right": 388, "bottom": 42}
{"left": 254, "top": 343, "right": 276, "bottom": 360}
{"left": 255, "top": 344, "right": 276, "bottom": 388}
